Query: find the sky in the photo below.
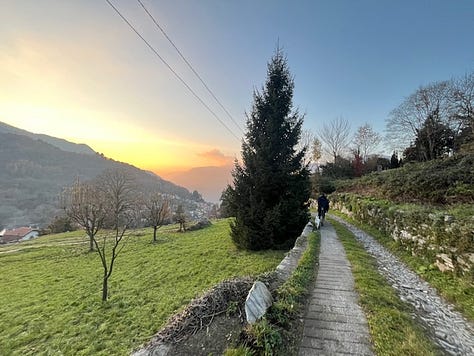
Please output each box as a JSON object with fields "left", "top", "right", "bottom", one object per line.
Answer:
{"left": 1, "top": 0, "right": 473, "bottom": 199}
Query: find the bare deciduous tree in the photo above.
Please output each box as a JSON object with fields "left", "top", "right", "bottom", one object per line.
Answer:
{"left": 94, "top": 169, "right": 138, "bottom": 301}
{"left": 353, "top": 123, "right": 381, "bottom": 162}
{"left": 61, "top": 179, "right": 106, "bottom": 252}
{"left": 298, "top": 129, "right": 315, "bottom": 165}
{"left": 311, "top": 137, "right": 322, "bottom": 163}
{"left": 297, "top": 130, "right": 323, "bottom": 171}
{"left": 319, "top": 117, "right": 351, "bottom": 162}
{"left": 450, "top": 72, "right": 474, "bottom": 137}
{"left": 144, "top": 192, "right": 171, "bottom": 243}
{"left": 386, "top": 81, "right": 453, "bottom": 152}
{"left": 62, "top": 168, "right": 139, "bottom": 301}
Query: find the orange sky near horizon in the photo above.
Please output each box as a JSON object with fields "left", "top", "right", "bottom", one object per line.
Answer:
{"left": 1, "top": 116, "right": 236, "bottom": 177}
{"left": 0, "top": 32, "right": 239, "bottom": 176}
{"left": 0, "top": 3, "right": 243, "bottom": 179}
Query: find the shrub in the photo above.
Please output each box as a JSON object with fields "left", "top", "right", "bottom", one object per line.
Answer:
{"left": 186, "top": 219, "right": 212, "bottom": 231}
{"left": 339, "top": 153, "right": 474, "bottom": 204}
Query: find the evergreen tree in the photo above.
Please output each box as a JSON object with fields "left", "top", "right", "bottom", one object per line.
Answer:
{"left": 229, "top": 49, "right": 310, "bottom": 250}
{"left": 403, "top": 109, "right": 455, "bottom": 162}
{"left": 415, "top": 109, "right": 455, "bottom": 160}
{"left": 390, "top": 151, "right": 400, "bottom": 169}
{"left": 219, "top": 186, "right": 236, "bottom": 218}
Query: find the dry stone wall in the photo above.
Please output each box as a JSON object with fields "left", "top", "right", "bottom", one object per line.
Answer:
{"left": 331, "top": 193, "right": 474, "bottom": 275}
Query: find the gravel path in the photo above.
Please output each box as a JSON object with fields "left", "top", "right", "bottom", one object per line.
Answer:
{"left": 330, "top": 214, "right": 474, "bottom": 355}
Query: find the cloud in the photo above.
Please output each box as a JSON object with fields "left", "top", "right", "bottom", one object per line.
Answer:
{"left": 197, "top": 149, "right": 234, "bottom": 166}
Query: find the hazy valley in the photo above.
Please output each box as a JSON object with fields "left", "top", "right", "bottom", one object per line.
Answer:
{"left": 0, "top": 121, "right": 210, "bottom": 228}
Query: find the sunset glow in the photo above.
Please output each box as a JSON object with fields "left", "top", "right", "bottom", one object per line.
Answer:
{"left": 0, "top": 32, "right": 238, "bottom": 176}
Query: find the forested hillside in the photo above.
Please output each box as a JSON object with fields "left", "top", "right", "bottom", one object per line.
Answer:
{"left": 0, "top": 121, "right": 96, "bottom": 155}
{"left": 0, "top": 132, "right": 196, "bottom": 228}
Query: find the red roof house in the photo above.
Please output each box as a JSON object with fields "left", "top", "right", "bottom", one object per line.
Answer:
{"left": 0, "top": 227, "right": 39, "bottom": 244}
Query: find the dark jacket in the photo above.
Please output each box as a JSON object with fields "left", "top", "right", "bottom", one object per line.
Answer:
{"left": 317, "top": 195, "right": 329, "bottom": 212}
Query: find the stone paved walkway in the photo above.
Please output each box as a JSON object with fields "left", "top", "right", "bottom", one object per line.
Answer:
{"left": 299, "top": 221, "right": 373, "bottom": 356}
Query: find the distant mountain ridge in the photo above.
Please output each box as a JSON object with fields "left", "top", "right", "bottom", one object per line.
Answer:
{"left": 0, "top": 121, "right": 96, "bottom": 155}
{"left": 0, "top": 121, "right": 201, "bottom": 228}
{"left": 162, "top": 165, "right": 233, "bottom": 202}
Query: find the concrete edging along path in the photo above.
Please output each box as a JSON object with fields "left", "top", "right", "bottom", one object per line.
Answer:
{"left": 299, "top": 220, "right": 374, "bottom": 356}
{"left": 331, "top": 214, "right": 474, "bottom": 355}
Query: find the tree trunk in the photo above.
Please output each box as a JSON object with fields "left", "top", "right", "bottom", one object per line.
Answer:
{"left": 102, "top": 275, "right": 108, "bottom": 301}
{"left": 89, "top": 235, "right": 94, "bottom": 252}
{"left": 153, "top": 226, "right": 157, "bottom": 242}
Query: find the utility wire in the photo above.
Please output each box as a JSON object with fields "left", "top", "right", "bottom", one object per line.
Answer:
{"left": 104, "top": 0, "right": 240, "bottom": 142}
{"left": 137, "top": 0, "right": 244, "bottom": 134}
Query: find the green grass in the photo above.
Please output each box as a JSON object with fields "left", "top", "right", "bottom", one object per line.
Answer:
{"left": 270, "top": 231, "right": 320, "bottom": 327}
{"left": 269, "top": 230, "right": 320, "bottom": 355}
{"left": 0, "top": 219, "right": 285, "bottom": 355}
{"left": 329, "top": 218, "right": 440, "bottom": 356}
{"left": 332, "top": 211, "right": 474, "bottom": 322}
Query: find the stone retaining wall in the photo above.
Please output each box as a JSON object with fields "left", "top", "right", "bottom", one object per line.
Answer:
{"left": 330, "top": 193, "right": 474, "bottom": 275}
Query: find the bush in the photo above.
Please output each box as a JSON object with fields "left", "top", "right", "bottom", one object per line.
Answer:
{"left": 48, "top": 215, "right": 75, "bottom": 234}
{"left": 187, "top": 219, "right": 212, "bottom": 231}
{"left": 339, "top": 153, "right": 474, "bottom": 204}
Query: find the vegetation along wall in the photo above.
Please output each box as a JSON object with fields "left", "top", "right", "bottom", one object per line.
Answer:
{"left": 331, "top": 193, "right": 474, "bottom": 276}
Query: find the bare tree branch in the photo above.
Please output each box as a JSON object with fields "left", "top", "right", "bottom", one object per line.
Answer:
{"left": 450, "top": 72, "right": 474, "bottom": 131}
{"left": 144, "top": 192, "right": 171, "bottom": 242}
{"left": 386, "top": 80, "right": 454, "bottom": 152}
{"left": 62, "top": 168, "right": 139, "bottom": 301}
{"left": 318, "top": 117, "right": 351, "bottom": 162}
{"left": 61, "top": 179, "right": 107, "bottom": 252}
{"left": 353, "top": 123, "right": 381, "bottom": 162}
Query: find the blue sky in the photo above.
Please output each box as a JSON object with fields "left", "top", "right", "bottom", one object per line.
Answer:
{"left": 1, "top": 0, "right": 473, "bottom": 172}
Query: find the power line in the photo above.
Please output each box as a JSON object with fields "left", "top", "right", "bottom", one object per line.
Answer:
{"left": 104, "top": 0, "right": 241, "bottom": 142}
{"left": 136, "top": 0, "right": 244, "bottom": 134}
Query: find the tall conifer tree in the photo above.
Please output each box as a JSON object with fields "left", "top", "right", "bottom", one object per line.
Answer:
{"left": 230, "top": 49, "right": 310, "bottom": 250}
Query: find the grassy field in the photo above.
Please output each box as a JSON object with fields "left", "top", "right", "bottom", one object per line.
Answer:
{"left": 0, "top": 219, "right": 285, "bottom": 355}
{"left": 330, "top": 218, "right": 440, "bottom": 355}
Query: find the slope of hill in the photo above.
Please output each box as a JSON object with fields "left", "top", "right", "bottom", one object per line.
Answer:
{"left": 0, "top": 129, "right": 198, "bottom": 228}
{"left": 336, "top": 153, "right": 474, "bottom": 205}
{"left": 0, "top": 121, "right": 96, "bottom": 155}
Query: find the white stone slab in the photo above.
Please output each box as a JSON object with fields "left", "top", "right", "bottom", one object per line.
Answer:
{"left": 245, "top": 281, "right": 273, "bottom": 324}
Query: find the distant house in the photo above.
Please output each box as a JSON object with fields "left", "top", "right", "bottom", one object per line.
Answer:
{"left": 0, "top": 227, "right": 39, "bottom": 244}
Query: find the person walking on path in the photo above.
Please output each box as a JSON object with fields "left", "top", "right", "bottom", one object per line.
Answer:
{"left": 317, "top": 193, "right": 330, "bottom": 225}
{"left": 299, "top": 220, "right": 373, "bottom": 355}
